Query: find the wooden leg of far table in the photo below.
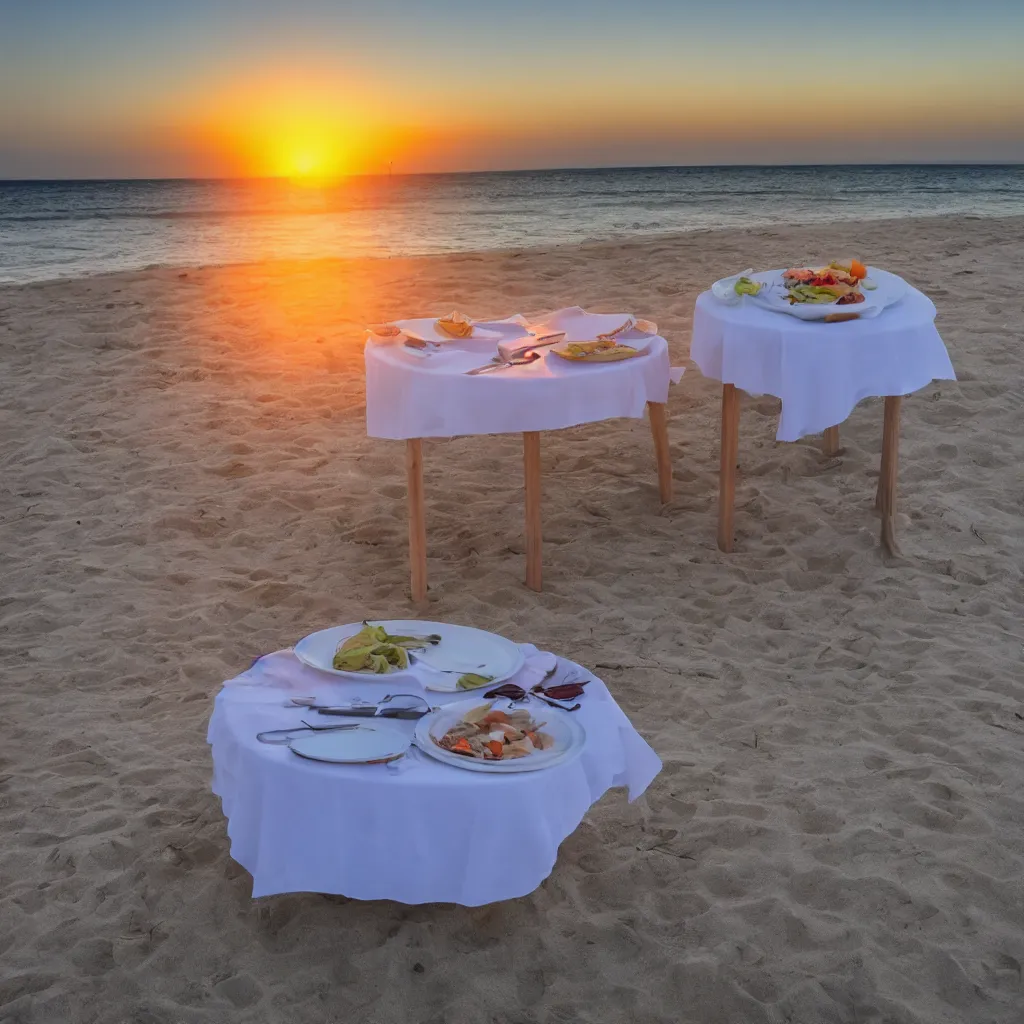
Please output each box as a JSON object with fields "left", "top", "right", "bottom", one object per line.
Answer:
{"left": 647, "top": 401, "right": 673, "bottom": 503}
{"left": 878, "top": 396, "right": 902, "bottom": 555}
{"left": 822, "top": 425, "right": 841, "bottom": 457}
{"left": 405, "top": 438, "right": 428, "bottom": 603}
{"left": 717, "top": 384, "right": 741, "bottom": 553}
{"left": 523, "top": 431, "right": 543, "bottom": 592}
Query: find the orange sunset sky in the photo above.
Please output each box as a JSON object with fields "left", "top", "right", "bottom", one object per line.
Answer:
{"left": 2, "top": 0, "right": 1023, "bottom": 179}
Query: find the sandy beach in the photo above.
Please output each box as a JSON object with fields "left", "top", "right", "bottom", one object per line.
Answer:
{"left": 2, "top": 213, "right": 1024, "bottom": 1023}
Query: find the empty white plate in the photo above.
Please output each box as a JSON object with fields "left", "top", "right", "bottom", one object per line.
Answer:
{"left": 289, "top": 724, "right": 411, "bottom": 764}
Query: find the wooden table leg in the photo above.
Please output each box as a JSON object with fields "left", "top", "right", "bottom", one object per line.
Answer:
{"left": 822, "top": 425, "right": 841, "bottom": 457}
{"left": 523, "top": 431, "right": 543, "bottom": 591}
{"left": 878, "top": 396, "right": 902, "bottom": 555}
{"left": 717, "top": 384, "right": 741, "bottom": 552}
{"left": 647, "top": 401, "right": 673, "bottom": 503}
{"left": 405, "top": 438, "right": 428, "bottom": 603}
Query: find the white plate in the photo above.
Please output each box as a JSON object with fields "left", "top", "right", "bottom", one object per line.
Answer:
{"left": 713, "top": 267, "right": 908, "bottom": 321}
{"left": 414, "top": 697, "right": 586, "bottom": 773}
{"left": 289, "top": 723, "right": 411, "bottom": 764}
{"left": 374, "top": 317, "right": 502, "bottom": 344}
{"left": 549, "top": 336, "right": 653, "bottom": 363}
{"left": 293, "top": 620, "right": 525, "bottom": 691}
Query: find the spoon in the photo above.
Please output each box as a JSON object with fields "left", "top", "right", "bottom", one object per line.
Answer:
{"left": 465, "top": 351, "right": 541, "bottom": 375}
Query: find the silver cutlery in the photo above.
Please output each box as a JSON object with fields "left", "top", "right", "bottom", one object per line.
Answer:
{"left": 407, "top": 651, "right": 487, "bottom": 675}
{"left": 257, "top": 721, "right": 360, "bottom": 744}
{"left": 596, "top": 317, "right": 635, "bottom": 341}
{"left": 464, "top": 351, "right": 541, "bottom": 375}
{"left": 289, "top": 696, "right": 377, "bottom": 712}
{"left": 317, "top": 707, "right": 428, "bottom": 720}
{"left": 288, "top": 693, "right": 437, "bottom": 720}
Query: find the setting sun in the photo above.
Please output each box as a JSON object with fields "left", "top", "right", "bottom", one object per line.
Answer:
{"left": 271, "top": 131, "right": 345, "bottom": 182}
{"left": 190, "top": 70, "right": 402, "bottom": 180}
{"left": 289, "top": 151, "right": 321, "bottom": 178}
{"left": 258, "top": 109, "right": 353, "bottom": 182}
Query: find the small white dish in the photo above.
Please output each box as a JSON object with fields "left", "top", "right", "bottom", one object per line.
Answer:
{"left": 289, "top": 724, "right": 411, "bottom": 764}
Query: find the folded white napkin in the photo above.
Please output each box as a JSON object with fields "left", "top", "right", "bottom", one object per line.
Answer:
{"left": 513, "top": 646, "right": 558, "bottom": 688}
{"left": 497, "top": 330, "right": 566, "bottom": 362}
{"left": 497, "top": 307, "right": 659, "bottom": 362}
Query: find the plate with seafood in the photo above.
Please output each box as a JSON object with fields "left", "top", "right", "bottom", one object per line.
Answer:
{"left": 414, "top": 697, "right": 586, "bottom": 773}
{"left": 293, "top": 620, "right": 525, "bottom": 687}
{"left": 712, "top": 263, "right": 908, "bottom": 321}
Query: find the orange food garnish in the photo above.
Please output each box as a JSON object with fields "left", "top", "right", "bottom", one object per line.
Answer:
{"left": 486, "top": 740, "right": 504, "bottom": 758}
{"left": 849, "top": 259, "right": 867, "bottom": 280}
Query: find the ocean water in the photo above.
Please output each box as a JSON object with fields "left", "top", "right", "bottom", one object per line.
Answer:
{"left": 2, "top": 165, "right": 1023, "bottom": 284}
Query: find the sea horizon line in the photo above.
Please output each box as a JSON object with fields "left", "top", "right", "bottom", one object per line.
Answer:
{"left": 3, "top": 160, "right": 1024, "bottom": 185}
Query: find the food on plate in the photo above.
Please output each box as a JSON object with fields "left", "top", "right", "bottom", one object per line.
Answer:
{"left": 457, "top": 672, "right": 495, "bottom": 690}
{"left": 368, "top": 323, "right": 402, "bottom": 338}
{"left": 560, "top": 338, "right": 639, "bottom": 361}
{"left": 434, "top": 702, "right": 555, "bottom": 760}
{"left": 435, "top": 311, "right": 474, "bottom": 338}
{"left": 332, "top": 623, "right": 441, "bottom": 673}
{"left": 782, "top": 262, "right": 867, "bottom": 306}
{"left": 734, "top": 276, "right": 762, "bottom": 297}
{"left": 569, "top": 339, "right": 620, "bottom": 356}
{"left": 829, "top": 258, "right": 867, "bottom": 281}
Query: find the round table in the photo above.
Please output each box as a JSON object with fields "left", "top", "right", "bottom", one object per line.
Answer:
{"left": 207, "top": 647, "right": 662, "bottom": 905}
{"left": 365, "top": 308, "right": 681, "bottom": 598}
{"left": 690, "top": 284, "right": 955, "bottom": 553}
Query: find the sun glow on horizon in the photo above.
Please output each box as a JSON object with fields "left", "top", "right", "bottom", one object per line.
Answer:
{"left": 192, "top": 70, "right": 408, "bottom": 181}
{"left": 268, "top": 126, "right": 348, "bottom": 183}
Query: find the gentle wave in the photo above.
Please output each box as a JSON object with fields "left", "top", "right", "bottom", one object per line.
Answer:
{"left": 2, "top": 165, "right": 1023, "bottom": 284}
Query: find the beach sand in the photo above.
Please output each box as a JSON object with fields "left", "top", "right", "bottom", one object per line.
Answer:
{"left": 2, "top": 214, "right": 1023, "bottom": 1023}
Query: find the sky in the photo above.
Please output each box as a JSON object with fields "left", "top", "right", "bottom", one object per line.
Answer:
{"left": 1, "top": 0, "right": 1023, "bottom": 178}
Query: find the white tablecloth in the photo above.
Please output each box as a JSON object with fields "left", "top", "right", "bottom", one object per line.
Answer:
{"left": 207, "top": 646, "right": 661, "bottom": 905}
{"left": 365, "top": 308, "right": 682, "bottom": 440}
{"left": 690, "top": 286, "right": 955, "bottom": 441}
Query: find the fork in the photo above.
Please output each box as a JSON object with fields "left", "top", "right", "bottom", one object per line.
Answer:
{"left": 257, "top": 721, "right": 360, "bottom": 744}
{"left": 596, "top": 317, "right": 635, "bottom": 341}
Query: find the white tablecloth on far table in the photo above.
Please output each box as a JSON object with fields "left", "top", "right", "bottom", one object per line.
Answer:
{"left": 690, "top": 285, "right": 955, "bottom": 442}
{"left": 366, "top": 307, "right": 682, "bottom": 439}
{"left": 207, "top": 646, "right": 661, "bottom": 905}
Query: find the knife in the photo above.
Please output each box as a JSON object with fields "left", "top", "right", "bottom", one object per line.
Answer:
{"left": 316, "top": 707, "right": 428, "bottom": 720}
